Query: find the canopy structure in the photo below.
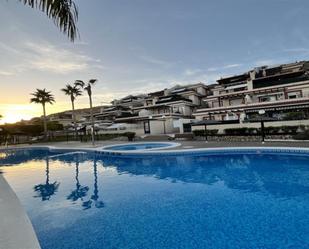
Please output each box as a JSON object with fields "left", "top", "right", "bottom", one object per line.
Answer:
{"left": 190, "top": 120, "right": 239, "bottom": 126}
{"left": 106, "top": 123, "right": 126, "bottom": 130}
{"left": 245, "top": 117, "right": 278, "bottom": 123}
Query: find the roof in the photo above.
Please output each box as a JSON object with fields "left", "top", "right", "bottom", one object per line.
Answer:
{"left": 156, "top": 95, "right": 192, "bottom": 104}
{"left": 217, "top": 73, "right": 249, "bottom": 85}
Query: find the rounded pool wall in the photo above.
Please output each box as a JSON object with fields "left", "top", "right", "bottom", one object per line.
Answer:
{"left": 96, "top": 146, "right": 309, "bottom": 157}
{"left": 1, "top": 145, "right": 309, "bottom": 158}
{"left": 100, "top": 142, "right": 181, "bottom": 152}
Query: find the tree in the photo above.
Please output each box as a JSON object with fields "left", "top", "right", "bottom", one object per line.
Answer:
{"left": 18, "top": 0, "right": 79, "bottom": 42}
{"left": 75, "top": 79, "right": 97, "bottom": 145}
{"left": 30, "top": 88, "right": 55, "bottom": 139}
{"left": 61, "top": 84, "right": 82, "bottom": 138}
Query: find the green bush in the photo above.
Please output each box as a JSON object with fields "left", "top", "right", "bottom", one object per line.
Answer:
{"left": 293, "top": 130, "right": 309, "bottom": 140}
{"left": 224, "top": 128, "right": 249, "bottom": 135}
{"left": 193, "top": 129, "right": 218, "bottom": 136}
{"left": 283, "top": 112, "right": 304, "bottom": 120}
{"left": 125, "top": 132, "right": 136, "bottom": 141}
{"left": 224, "top": 126, "right": 304, "bottom": 135}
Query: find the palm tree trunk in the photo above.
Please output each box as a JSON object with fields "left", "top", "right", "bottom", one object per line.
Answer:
{"left": 42, "top": 103, "right": 48, "bottom": 140}
{"left": 71, "top": 99, "right": 77, "bottom": 139}
{"left": 89, "top": 95, "right": 95, "bottom": 146}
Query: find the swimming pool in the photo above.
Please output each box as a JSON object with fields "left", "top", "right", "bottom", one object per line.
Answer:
{"left": 0, "top": 148, "right": 308, "bottom": 249}
{"left": 101, "top": 142, "right": 180, "bottom": 151}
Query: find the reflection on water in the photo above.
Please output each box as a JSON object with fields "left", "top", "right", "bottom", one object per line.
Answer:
{"left": 81, "top": 158, "right": 104, "bottom": 210}
{"left": 34, "top": 158, "right": 60, "bottom": 201}
{"left": 66, "top": 159, "right": 89, "bottom": 203}
{"left": 1, "top": 149, "right": 309, "bottom": 200}
{"left": 0, "top": 149, "right": 309, "bottom": 249}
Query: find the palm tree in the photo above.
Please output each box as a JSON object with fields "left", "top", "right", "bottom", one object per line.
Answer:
{"left": 61, "top": 84, "right": 82, "bottom": 138}
{"left": 75, "top": 79, "right": 97, "bottom": 145}
{"left": 18, "top": 0, "right": 79, "bottom": 42}
{"left": 30, "top": 88, "right": 55, "bottom": 139}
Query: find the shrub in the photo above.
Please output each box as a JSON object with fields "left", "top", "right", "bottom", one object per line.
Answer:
{"left": 283, "top": 111, "right": 304, "bottom": 120}
{"left": 224, "top": 128, "right": 248, "bottom": 135}
{"left": 125, "top": 132, "right": 136, "bottom": 141}
{"left": 193, "top": 129, "right": 218, "bottom": 136}
{"left": 293, "top": 130, "right": 309, "bottom": 140}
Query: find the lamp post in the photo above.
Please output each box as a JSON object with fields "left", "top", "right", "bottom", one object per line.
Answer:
{"left": 204, "top": 124, "right": 208, "bottom": 142}
{"left": 258, "top": 109, "right": 266, "bottom": 143}
{"left": 162, "top": 115, "right": 166, "bottom": 134}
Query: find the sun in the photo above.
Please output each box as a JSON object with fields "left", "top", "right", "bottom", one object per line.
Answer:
{"left": 0, "top": 104, "right": 40, "bottom": 124}
{"left": 0, "top": 113, "right": 33, "bottom": 124}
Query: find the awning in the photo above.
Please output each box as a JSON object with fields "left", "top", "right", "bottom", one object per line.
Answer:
{"left": 245, "top": 104, "right": 309, "bottom": 113}
{"left": 106, "top": 123, "right": 126, "bottom": 129}
{"left": 191, "top": 120, "right": 240, "bottom": 126}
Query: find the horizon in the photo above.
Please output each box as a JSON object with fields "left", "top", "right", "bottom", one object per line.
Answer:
{"left": 1, "top": 0, "right": 309, "bottom": 124}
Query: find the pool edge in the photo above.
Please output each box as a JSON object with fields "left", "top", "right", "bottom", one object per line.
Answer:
{"left": 0, "top": 174, "right": 41, "bottom": 249}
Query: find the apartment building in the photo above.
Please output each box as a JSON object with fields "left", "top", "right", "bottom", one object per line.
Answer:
{"left": 46, "top": 61, "right": 309, "bottom": 135}
{"left": 90, "top": 83, "right": 209, "bottom": 135}
{"left": 193, "top": 61, "right": 309, "bottom": 125}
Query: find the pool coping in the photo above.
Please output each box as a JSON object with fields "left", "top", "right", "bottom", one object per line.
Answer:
{"left": 0, "top": 175, "right": 41, "bottom": 249}
{"left": 2, "top": 144, "right": 309, "bottom": 155}
{"left": 1, "top": 144, "right": 309, "bottom": 249}
{"left": 100, "top": 141, "right": 181, "bottom": 152}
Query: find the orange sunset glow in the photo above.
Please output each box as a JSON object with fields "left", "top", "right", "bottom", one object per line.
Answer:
{"left": 0, "top": 104, "right": 39, "bottom": 124}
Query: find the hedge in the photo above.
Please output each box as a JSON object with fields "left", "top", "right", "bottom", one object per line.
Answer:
{"left": 193, "top": 129, "right": 219, "bottom": 136}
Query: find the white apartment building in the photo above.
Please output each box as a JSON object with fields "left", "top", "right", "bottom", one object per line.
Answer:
{"left": 193, "top": 61, "right": 309, "bottom": 127}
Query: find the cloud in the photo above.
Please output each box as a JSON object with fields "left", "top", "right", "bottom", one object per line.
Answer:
{"left": 25, "top": 42, "right": 100, "bottom": 74}
{"left": 0, "top": 40, "right": 103, "bottom": 75}
{"left": 139, "top": 55, "right": 174, "bottom": 68}
{"left": 283, "top": 48, "right": 309, "bottom": 54}
{"left": 223, "top": 63, "right": 242, "bottom": 69}
{"left": 254, "top": 59, "right": 279, "bottom": 67}
{"left": 0, "top": 70, "right": 14, "bottom": 76}
{"left": 206, "top": 63, "right": 242, "bottom": 72}
{"left": 184, "top": 68, "right": 202, "bottom": 76}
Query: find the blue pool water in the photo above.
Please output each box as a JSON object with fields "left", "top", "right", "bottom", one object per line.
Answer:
{"left": 0, "top": 148, "right": 309, "bottom": 249}
{"left": 103, "top": 142, "right": 175, "bottom": 150}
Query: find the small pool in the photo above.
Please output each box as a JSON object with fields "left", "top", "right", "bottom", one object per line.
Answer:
{"left": 102, "top": 142, "right": 180, "bottom": 151}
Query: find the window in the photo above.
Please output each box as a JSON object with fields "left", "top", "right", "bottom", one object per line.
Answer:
{"left": 287, "top": 91, "right": 302, "bottom": 99}
{"left": 259, "top": 95, "right": 278, "bottom": 102}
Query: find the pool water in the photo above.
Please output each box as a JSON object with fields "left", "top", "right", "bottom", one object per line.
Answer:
{"left": 0, "top": 149, "right": 309, "bottom": 249}
{"left": 103, "top": 142, "right": 175, "bottom": 151}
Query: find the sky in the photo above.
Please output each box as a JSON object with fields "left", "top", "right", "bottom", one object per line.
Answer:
{"left": 1, "top": 0, "right": 309, "bottom": 123}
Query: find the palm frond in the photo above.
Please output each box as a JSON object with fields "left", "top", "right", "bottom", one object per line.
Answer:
{"left": 89, "top": 79, "right": 97, "bottom": 85}
{"left": 74, "top": 80, "right": 85, "bottom": 88}
{"left": 19, "top": 0, "right": 79, "bottom": 42}
{"left": 30, "top": 88, "right": 55, "bottom": 105}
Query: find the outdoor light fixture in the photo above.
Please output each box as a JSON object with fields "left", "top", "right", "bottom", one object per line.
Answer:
{"left": 162, "top": 115, "right": 167, "bottom": 134}
{"left": 258, "top": 109, "right": 266, "bottom": 143}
